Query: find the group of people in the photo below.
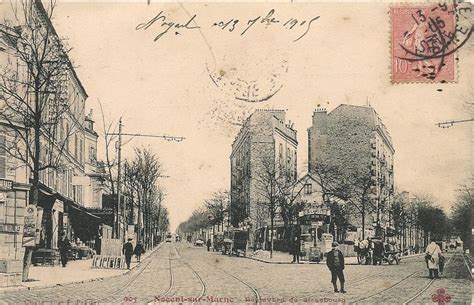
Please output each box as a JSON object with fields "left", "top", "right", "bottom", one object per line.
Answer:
{"left": 325, "top": 236, "right": 446, "bottom": 295}
{"left": 122, "top": 238, "right": 146, "bottom": 269}
{"left": 354, "top": 236, "right": 400, "bottom": 265}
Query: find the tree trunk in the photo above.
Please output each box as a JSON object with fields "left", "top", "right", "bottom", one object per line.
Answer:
{"left": 137, "top": 193, "right": 142, "bottom": 243}
{"left": 23, "top": 106, "right": 41, "bottom": 282}
{"left": 270, "top": 209, "right": 274, "bottom": 259}
{"left": 362, "top": 202, "right": 365, "bottom": 240}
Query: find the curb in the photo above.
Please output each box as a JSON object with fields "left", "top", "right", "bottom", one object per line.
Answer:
{"left": 244, "top": 252, "right": 424, "bottom": 265}
{"left": 0, "top": 242, "right": 164, "bottom": 293}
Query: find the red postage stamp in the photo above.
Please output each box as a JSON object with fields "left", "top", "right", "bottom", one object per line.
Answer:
{"left": 390, "top": 4, "right": 458, "bottom": 83}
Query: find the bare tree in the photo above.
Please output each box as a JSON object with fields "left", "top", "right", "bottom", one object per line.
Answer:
{"left": 254, "top": 150, "right": 290, "bottom": 258}
{"left": 311, "top": 162, "right": 375, "bottom": 240}
{"left": 0, "top": 1, "right": 84, "bottom": 281}
{"left": 126, "top": 147, "right": 162, "bottom": 249}
{"left": 205, "top": 190, "right": 229, "bottom": 232}
{"left": 97, "top": 100, "right": 118, "bottom": 195}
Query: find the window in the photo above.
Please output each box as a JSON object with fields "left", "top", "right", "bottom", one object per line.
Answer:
{"left": 74, "top": 134, "right": 78, "bottom": 159}
{"left": 65, "top": 122, "right": 70, "bottom": 152}
{"left": 0, "top": 135, "right": 6, "bottom": 179}
{"left": 67, "top": 169, "right": 72, "bottom": 198}
{"left": 304, "top": 184, "right": 312, "bottom": 194}
{"left": 79, "top": 139, "right": 83, "bottom": 164}
{"left": 89, "top": 146, "right": 96, "bottom": 164}
{"left": 59, "top": 119, "right": 64, "bottom": 142}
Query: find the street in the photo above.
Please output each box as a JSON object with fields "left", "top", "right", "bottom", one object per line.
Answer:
{"left": 1, "top": 242, "right": 471, "bottom": 305}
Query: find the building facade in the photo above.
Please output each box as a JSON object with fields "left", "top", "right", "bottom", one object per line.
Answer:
{"left": 307, "top": 104, "right": 395, "bottom": 239}
{"left": 230, "top": 109, "right": 298, "bottom": 249}
{"left": 0, "top": 1, "right": 104, "bottom": 284}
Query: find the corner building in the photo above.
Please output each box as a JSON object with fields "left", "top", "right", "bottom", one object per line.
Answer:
{"left": 230, "top": 110, "right": 297, "bottom": 249}
{"left": 308, "top": 104, "right": 395, "bottom": 239}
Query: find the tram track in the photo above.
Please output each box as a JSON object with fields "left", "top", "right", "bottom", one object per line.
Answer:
{"left": 174, "top": 244, "right": 260, "bottom": 305}
{"left": 157, "top": 243, "right": 175, "bottom": 297}
{"left": 402, "top": 251, "right": 463, "bottom": 305}
{"left": 98, "top": 246, "right": 160, "bottom": 303}
{"left": 200, "top": 259, "right": 261, "bottom": 305}
{"left": 148, "top": 243, "right": 206, "bottom": 304}
{"left": 173, "top": 244, "right": 207, "bottom": 305}
{"left": 351, "top": 268, "right": 424, "bottom": 304}
{"left": 349, "top": 252, "right": 459, "bottom": 304}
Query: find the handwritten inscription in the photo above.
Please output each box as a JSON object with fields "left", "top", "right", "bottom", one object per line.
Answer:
{"left": 136, "top": 9, "right": 319, "bottom": 42}
{"left": 212, "top": 9, "right": 320, "bottom": 42}
{"left": 135, "top": 11, "right": 200, "bottom": 41}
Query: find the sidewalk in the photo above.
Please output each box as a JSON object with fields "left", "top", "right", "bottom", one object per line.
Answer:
{"left": 245, "top": 249, "right": 422, "bottom": 265}
{"left": 0, "top": 243, "right": 163, "bottom": 293}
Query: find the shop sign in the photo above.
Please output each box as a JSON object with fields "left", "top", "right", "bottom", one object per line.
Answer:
{"left": 0, "top": 223, "right": 21, "bottom": 233}
{"left": 22, "top": 204, "right": 37, "bottom": 247}
{"left": 35, "top": 207, "right": 44, "bottom": 244}
{"left": 299, "top": 204, "right": 330, "bottom": 217}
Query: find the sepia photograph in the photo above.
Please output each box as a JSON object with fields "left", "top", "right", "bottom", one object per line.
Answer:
{"left": 0, "top": 0, "right": 472, "bottom": 304}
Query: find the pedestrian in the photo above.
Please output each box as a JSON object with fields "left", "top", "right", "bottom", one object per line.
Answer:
{"left": 134, "top": 241, "right": 145, "bottom": 263}
{"left": 326, "top": 241, "right": 346, "bottom": 293}
{"left": 207, "top": 238, "right": 212, "bottom": 251}
{"left": 425, "top": 237, "right": 442, "bottom": 279}
{"left": 359, "top": 238, "right": 369, "bottom": 265}
{"left": 367, "top": 237, "right": 373, "bottom": 265}
{"left": 58, "top": 232, "right": 71, "bottom": 267}
{"left": 372, "top": 237, "right": 383, "bottom": 265}
{"left": 439, "top": 253, "right": 445, "bottom": 276}
{"left": 123, "top": 238, "right": 134, "bottom": 269}
{"left": 353, "top": 238, "right": 360, "bottom": 264}
{"left": 414, "top": 243, "right": 420, "bottom": 254}
{"left": 291, "top": 235, "right": 300, "bottom": 263}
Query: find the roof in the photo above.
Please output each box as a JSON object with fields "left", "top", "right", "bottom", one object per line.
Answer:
{"left": 33, "top": 0, "right": 88, "bottom": 98}
{"left": 328, "top": 104, "right": 394, "bottom": 152}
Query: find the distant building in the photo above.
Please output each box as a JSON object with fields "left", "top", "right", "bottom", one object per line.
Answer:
{"left": 307, "top": 104, "right": 395, "bottom": 238}
{"left": 230, "top": 109, "right": 298, "bottom": 249}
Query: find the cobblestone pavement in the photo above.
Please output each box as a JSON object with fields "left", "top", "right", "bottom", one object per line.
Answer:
{"left": 1, "top": 243, "right": 471, "bottom": 305}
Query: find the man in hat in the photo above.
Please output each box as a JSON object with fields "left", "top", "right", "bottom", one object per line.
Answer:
{"left": 58, "top": 232, "right": 71, "bottom": 267}
{"left": 326, "top": 241, "right": 346, "bottom": 293}
{"left": 123, "top": 238, "right": 134, "bottom": 269}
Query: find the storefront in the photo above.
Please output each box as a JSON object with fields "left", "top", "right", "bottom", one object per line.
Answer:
{"left": 298, "top": 204, "right": 332, "bottom": 258}
{"left": 35, "top": 188, "right": 103, "bottom": 257}
{"left": 0, "top": 178, "right": 30, "bottom": 287}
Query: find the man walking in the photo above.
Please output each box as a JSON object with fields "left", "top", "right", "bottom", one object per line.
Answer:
{"left": 326, "top": 241, "right": 346, "bottom": 293}
{"left": 290, "top": 235, "right": 300, "bottom": 263}
{"left": 123, "top": 238, "right": 134, "bottom": 269}
{"left": 207, "top": 238, "right": 212, "bottom": 251}
{"left": 134, "top": 241, "right": 145, "bottom": 263}
{"left": 372, "top": 237, "right": 384, "bottom": 265}
{"left": 58, "top": 232, "right": 71, "bottom": 268}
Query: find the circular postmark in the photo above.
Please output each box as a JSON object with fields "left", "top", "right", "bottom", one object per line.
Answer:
{"left": 206, "top": 54, "right": 288, "bottom": 103}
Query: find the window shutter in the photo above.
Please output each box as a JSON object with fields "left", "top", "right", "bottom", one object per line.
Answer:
{"left": 0, "top": 135, "right": 6, "bottom": 179}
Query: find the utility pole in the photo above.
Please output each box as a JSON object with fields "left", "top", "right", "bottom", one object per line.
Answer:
{"left": 436, "top": 118, "right": 474, "bottom": 128}
{"left": 108, "top": 122, "right": 185, "bottom": 243}
{"left": 116, "top": 118, "right": 123, "bottom": 241}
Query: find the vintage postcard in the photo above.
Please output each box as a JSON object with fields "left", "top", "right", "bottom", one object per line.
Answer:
{"left": 0, "top": 0, "right": 472, "bottom": 304}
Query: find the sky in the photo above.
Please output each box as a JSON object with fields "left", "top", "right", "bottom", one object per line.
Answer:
{"left": 15, "top": 1, "right": 471, "bottom": 231}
